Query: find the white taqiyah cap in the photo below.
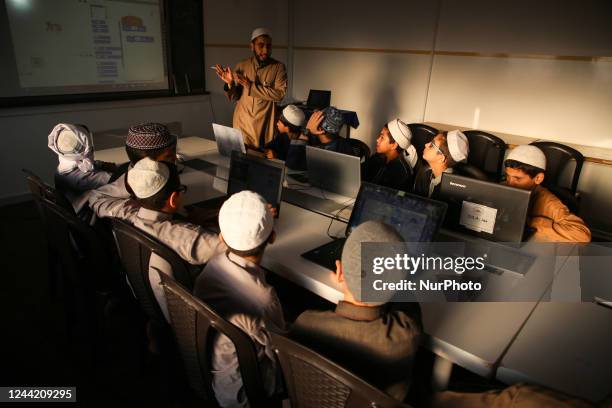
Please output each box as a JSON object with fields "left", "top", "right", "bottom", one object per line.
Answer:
{"left": 282, "top": 104, "right": 305, "bottom": 127}
{"left": 506, "top": 145, "right": 547, "bottom": 171}
{"left": 219, "top": 190, "right": 274, "bottom": 251}
{"left": 127, "top": 157, "right": 170, "bottom": 199}
{"left": 251, "top": 27, "right": 271, "bottom": 41}
{"left": 386, "top": 119, "right": 412, "bottom": 150}
{"left": 56, "top": 129, "right": 81, "bottom": 154}
{"left": 447, "top": 130, "right": 469, "bottom": 163}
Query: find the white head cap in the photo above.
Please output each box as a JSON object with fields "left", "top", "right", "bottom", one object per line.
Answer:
{"left": 281, "top": 105, "right": 306, "bottom": 127}
{"left": 48, "top": 123, "right": 95, "bottom": 173}
{"left": 446, "top": 130, "right": 469, "bottom": 163}
{"left": 251, "top": 27, "right": 271, "bottom": 41}
{"left": 506, "top": 145, "right": 547, "bottom": 171}
{"left": 127, "top": 157, "right": 170, "bottom": 199}
{"left": 57, "top": 129, "right": 82, "bottom": 154}
{"left": 386, "top": 119, "right": 412, "bottom": 150}
{"left": 219, "top": 191, "right": 274, "bottom": 251}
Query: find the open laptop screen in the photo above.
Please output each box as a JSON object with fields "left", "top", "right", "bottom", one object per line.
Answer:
{"left": 346, "top": 182, "right": 447, "bottom": 242}
{"left": 306, "top": 90, "right": 331, "bottom": 109}
{"left": 228, "top": 151, "right": 285, "bottom": 216}
{"left": 437, "top": 173, "right": 532, "bottom": 242}
{"left": 212, "top": 123, "right": 246, "bottom": 157}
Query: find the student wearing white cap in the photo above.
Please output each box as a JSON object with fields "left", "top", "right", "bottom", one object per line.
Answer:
{"left": 362, "top": 119, "right": 418, "bottom": 192}
{"left": 214, "top": 27, "right": 288, "bottom": 148}
{"left": 194, "top": 191, "right": 285, "bottom": 407}
{"left": 265, "top": 104, "right": 308, "bottom": 170}
{"left": 290, "top": 221, "right": 422, "bottom": 401}
{"left": 504, "top": 145, "right": 590, "bottom": 242}
{"left": 48, "top": 123, "right": 115, "bottom": 211}
{"left": 414, "top": 130, "right": 470, "bottom": 198}
{"left": 88, "top": 158, "right": 226, "bottom": 320}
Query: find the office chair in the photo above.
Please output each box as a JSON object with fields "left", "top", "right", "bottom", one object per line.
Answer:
{"left": 160, "top": 274, "right": 276, "bottom": 407}
{"left": 464, "top": 130, "right": 507, "bottom": 181}
{"left": 529, "top": 141, "right": 584, "bottom": 213}
{"left": 347, "top": 138, "right": 371, "bottom": 162}
{"left": 270, "top": 331, "right": 411, "bottom": 408}
{"left": 111, "top": 218, "right": 197, "bottom": 325}
{"left": 407, "top": 123, "right": 438, "bottom": 160}
{"left": 454, "top": 162, "right": 491, "bottom": 182}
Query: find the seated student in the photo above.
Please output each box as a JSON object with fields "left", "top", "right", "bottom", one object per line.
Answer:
{"left": 194, "top": 191, "right": 285, "bottom": 408}
{"left": 290, "top": 221, "right": 422, "bottom": 401}
{"left": 265, "top": 104, "right": 308, "bottom": 170}
{"left": 413, "top": 130, "right": 469, "bottom": 198}
{"left": 304, "top": 106, "right": 355, "bottom": 156}
{"left": 362, "top": 119, "right": 418, "bottom": 192}
{"left": 432, "top": 383, "right": 592, "bottom": 408}
{"left": 47, "top": 123, "right": 115, "bottom": 211}
{"left": 88, "top": 158, "right": 226, "bottom": 318}
{"left": 74, "top": 122, "right": 178, "bottom": 212}
{"left": 504, "top": 145, "right": 591, "bottom": 242}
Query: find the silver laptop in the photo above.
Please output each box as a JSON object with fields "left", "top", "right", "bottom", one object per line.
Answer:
{"left": 306, "top": 145, "right": 361, "bottom": 197}
{"left": 212, "top": 123, "right": 246, "bottom": 157}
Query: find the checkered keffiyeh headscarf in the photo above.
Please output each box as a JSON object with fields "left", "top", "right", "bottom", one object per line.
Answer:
{"left": 320, "top": 106, "right": 345, "bottom": 136}
{"left": 126, "top": 123, "right": 176, "bottom": 150}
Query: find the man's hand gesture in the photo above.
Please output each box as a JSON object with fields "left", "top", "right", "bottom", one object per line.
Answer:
{"left": 306, "top": 110, "right": 325, "bottom": 135}
{"left": 214, "top": 64, "right": 233, "bottom": 85}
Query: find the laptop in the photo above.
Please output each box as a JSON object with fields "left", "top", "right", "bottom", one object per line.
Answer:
{"left": 301, "top": 182, "right": 448, "bottom": 271}
{"left": 212, "top": 123, "right": 246, "bottom": 158}
{"left": 306, "top": 89, "right": 331, "bottom": 109}
{"left": 437, "top": 173, "right": 533, "bottom": 243}
{"left": 283, "top": 146, "right": 361, "bottom": 216}
{"left": 190, "top": 150, "right": 285, "bottom": 218}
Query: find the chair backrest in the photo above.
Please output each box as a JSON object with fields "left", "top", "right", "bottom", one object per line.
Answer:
{"left": 23, "top": 168, "right": 74, "bottom": 213}
{"left": 270, "top": 331, "right": 411, "bottom": 408}
{"left": 111, "top": 218, "right": 195, "bottom": 323}
{"left": 529, "top": 141, "right": 584, "bottom": 195}
{"left": 160, "top": 274, "right": 268, "bottom": 406}
{"left": 464, "top": 130, "right": 507, "bottom": 181}
{"left": 347, "top": 138, "right": 371, "bottom": 162}
{"left": 454, "top": 162, "right": 491, "bottom": 182}
{"left": 408, "top": 123, "right": 438, "bottom": 160}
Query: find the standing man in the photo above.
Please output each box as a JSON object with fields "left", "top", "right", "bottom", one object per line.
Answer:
{"left": 214, "top": 27, "right": 288, "bottom": 149}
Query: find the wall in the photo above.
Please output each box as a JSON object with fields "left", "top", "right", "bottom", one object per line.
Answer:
{"left": 0, "top": 95, "right": 213, "bottom": 203}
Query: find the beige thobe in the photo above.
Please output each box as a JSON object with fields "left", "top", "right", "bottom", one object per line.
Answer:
{"left": 225, "top": 56, "right": 287, "bottom": 148}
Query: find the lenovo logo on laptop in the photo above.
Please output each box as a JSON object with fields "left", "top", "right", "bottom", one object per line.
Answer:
{"left": 450, "top": 181, "right": 467, "bottom": 188}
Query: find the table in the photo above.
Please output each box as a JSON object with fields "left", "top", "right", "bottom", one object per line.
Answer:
{"left": 95, "top": 140, "right": 606, "bottom": 400}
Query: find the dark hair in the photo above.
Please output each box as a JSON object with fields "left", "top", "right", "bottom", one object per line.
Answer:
{"left": 127, "top": 161, "right": 181, "bottom": 211}
{"left": 383, "top": 124, "right": 405, "bottom": 154}
{"left": 280, "top": 115, "right": 301, "bottom": 134}
{"left": 125, "top": 141, "right": 177, "bottom": 165}
{"left": 227, "top": 232, "right": 273, "bottom": 258}
{"left": 504, "top": 159, "right": 545, "bottom": 178}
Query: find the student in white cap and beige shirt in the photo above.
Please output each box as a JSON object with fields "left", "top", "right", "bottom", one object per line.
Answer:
{"left": 504, "top": 145, "right": 590, "bottom": 242}
{"left": 194, "top": 190, "right": 285, "bottom": 407}
{"left": 362, "top": 119, "right": 418, "bottom": 192}
{"left": 214, "top": 27, "right": 288, "bottom": 149}
{"left": 87, "top": 158, "right": 226, "bottom": 319}
{"left": 414, "top": 130, "right": 470, "bottom": 198}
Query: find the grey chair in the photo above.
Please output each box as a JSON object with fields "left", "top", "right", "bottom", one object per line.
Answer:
{"left": 270, "top": 331, "right": 412, "bottom": 408}
{"left": 160, "top": 274, "right": 276, "bottom": 407}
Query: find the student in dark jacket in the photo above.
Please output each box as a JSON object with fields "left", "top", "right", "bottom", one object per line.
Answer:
{"left": 304, "top": 106, "right": 355, "bottom": 156}
{"left": 290, "top": 221, "right": 422, "bottom": 401}
{"left": 362, "top": 119, "right": 418, "bottom": 192}
{"left": 265, "top": 104, "right": 308, "bottom": 170}
{"left": 413, "top": 130, "right": 469, "bottom": 198}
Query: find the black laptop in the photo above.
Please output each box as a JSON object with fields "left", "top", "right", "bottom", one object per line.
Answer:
{"left": 306, "top": 89, "right": 331, "bottom": 109}
{"left": 190, "top": 150, "right": 285, "bottom": 217}
{"left": 301, "top": 182, "right": 448, "bottom": 271}
{"left": 437, "top": 173, "right": 534, "bottom": 243}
